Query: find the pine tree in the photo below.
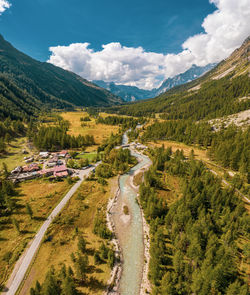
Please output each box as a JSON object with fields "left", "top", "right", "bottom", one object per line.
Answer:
{"left": 77, "top": 235, "right": 86, "bottom": 253}
{"left": 26, "top": 202, "right": 33, "bottom": 219}
{"left": 12, "top": 217, "right": 20, "bottom": 233}
{"left": 74, "top": 254, "right": 88, "bottom": 283}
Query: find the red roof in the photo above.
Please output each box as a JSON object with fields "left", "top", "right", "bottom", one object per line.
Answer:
{"left": 54, "top": 171, "right": 68, "bottom": 177}
{"left": 38, "top": 168, "right": 53, "bottom": 175}
{"left": 53, "top": 165, "right": 67, "bottom": 172}
{"left": 60, "top": 150, "right": 68, "bottom": 155}
{"left": 22, "top": 165, "right": 39, "bottom": 172}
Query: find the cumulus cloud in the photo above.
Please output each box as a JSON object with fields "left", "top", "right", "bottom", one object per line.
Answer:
{"left": 48, "top": 0, "right": 250, "bottom": 89}
{"left": 0, "top": 0, "right": 11, "bottom": 14}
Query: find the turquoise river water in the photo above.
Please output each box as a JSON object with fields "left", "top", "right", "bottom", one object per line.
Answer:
{"left": 111, "top": 133, "right": 151, "bottom": 294}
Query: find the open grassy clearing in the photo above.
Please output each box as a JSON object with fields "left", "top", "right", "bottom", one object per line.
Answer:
{"left": 75, "top": 152, "right": 99, "bottom": 162}
{"left": 0, "top": 137, "right": 33, "bottom": 171}
{"left": 148, "top": 139, "right": 210, "bottom": 162}
{"left": 0, "top": 179, "right": 72, "bottom": 287}
{"left": 147, "top": 139, "right": 250, "bottom": 195}
{"left": 133, "top": 171, "right": 143, "bottom": 187}
{"left": 61, "top": 111, "right": 119, "bottom": 146}
{"left": 157, "top": 173, "right": 183, "bottom": 205}
{"left": 18, "top": 177, "right": 118, "bottom": 295}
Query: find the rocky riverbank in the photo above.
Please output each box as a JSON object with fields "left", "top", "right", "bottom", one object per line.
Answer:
{"left": 105, "top": 147, "right": 152, "bottom": 295}
{"left": 105, "top": 176, "right": 123, "bottom": 294}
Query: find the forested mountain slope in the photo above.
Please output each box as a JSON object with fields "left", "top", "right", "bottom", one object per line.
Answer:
{"left": 106, "top": 37, "right": 250, "bottom": 120}
{"left": 0, "top": 34, "right": 122, "bottom": 119}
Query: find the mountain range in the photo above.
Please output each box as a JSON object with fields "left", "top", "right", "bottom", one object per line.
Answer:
{"left": 106, "top": 36, "right": 250, "bottom": 119}
{"left": 0, "top": 34, "right": 122, "bottom": 120}
{"left": 93, "top": 63, "right": 216, "bottom": 102}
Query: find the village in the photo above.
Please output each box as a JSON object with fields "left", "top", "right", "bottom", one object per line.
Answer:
{"left": 9, "top": 150, "right": 76, "bottom": 182}
{"left": 8, "top": 141, "right": 148, "bottom": 183}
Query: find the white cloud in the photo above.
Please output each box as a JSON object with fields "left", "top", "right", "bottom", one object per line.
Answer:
{"left": 0, "top": 0, "right": 11, "bottom": 14}
{"left": 48, "top": 0, "right": 250, "bottom": 89}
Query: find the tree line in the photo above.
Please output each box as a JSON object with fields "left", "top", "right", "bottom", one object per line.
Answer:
{"left": 139, "top": 146, "right": 249, "bottom": 294}
{"left": 32, "top": 126, "right": 95, "bottom": 151}
{"left": 96, "top": 115, "right": 146, "bottom": 129}
{"left": 141, "top": 120, "right": 249, "bottom": 181}
{"left": 103, "top": 73, "right": 250, "bottom": 121}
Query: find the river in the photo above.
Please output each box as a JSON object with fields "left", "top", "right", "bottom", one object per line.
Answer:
{"left": 110, "top": 132, "right": 151, "bottom": 294}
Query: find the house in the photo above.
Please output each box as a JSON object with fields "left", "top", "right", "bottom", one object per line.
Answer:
{"left": 53, "top": 165, "right": 69, "bottom": 178}
{"left": 22, "top": 163, "right": 40, "bottom": 173}
{"left": 11, "top": 166, "right": 22, "bottom": 174}
{"left": 38, "top": 168, "right": 54, "bottom": 177}
{"left": 25, "top": 157, "right": 34, "bottom": 163}
{"left": 58, "top": 150, "right": 68, "bottom": 158}
{"left": 39, "top": 152, "right": 49, "bottom": 159}
{"left": 47, "top": 156, "right": 59, "bottom": 167}
{"left": 47, "top": 162, "right": 57, "bottom": 167}
{"left": 10, "top": 171, "right": 39, "bottom": 182}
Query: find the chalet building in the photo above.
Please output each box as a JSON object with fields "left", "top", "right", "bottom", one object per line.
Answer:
{"left": 22, "top": 163, "right": 40, "bottom": 173}
{"left": 39, "top": 152, "right": 49, "bottom": 158}
{"left": 11, "top": 166, "right": 22, "bottom": 174}
{"left": 58, "top": 150, "right": 68, "bottom": 158}
{"left": 53, "top": 165, "right": 69, "bottom": 178}
{"left": 25, "top": 157, "right": 34, "bottom": 163}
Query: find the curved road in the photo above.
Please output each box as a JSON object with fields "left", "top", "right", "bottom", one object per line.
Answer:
{"left": 3, "top": 165, "right": 97, "bottom": 295}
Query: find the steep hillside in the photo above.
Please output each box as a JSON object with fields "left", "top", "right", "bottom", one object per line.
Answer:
{"left": 0, "top": 34, "right": 122, "bottom": 119}
{"left": 106, "top": 37, "right": 250, "bottom": 120}
{"left": 93, "top": 64, "right": 215, "bottom": 102}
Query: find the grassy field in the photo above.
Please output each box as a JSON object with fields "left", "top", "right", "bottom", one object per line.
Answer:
{"left": 18, "top": 177, "right": 118, "bottom": 295}
{"left": 157, "top": 173, "right": 183, "bottom": 205}
{"left": 133, "top": 171, "right": 143, "bottom": 187}
{"left": 0, "top": 179, "right": 72, "bottom": 287}
{"left": 148, "top": 140, "right": 210, "bottom": 162}
{"left": 76, "top": 152, "right": 99, "bottom": 162}
{"left": 0, "top": 137, "right": 33, "bottom": 171}
{"left": 61, "top": 111, "right": 119, "bottom": 148}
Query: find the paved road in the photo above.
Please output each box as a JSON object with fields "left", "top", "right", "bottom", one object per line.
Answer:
{"left": 3, "top": 165, "right": 97, "bottom": 295}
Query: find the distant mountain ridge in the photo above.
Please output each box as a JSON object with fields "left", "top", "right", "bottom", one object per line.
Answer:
{"left": 105, "top": 36, "right": 250, "bottom": 120}
{"left": 156, "top": 63, "right": 216, "bottom": 95}
{"left": 0, "top": 34, "right": 122, "bottom": 120}
{"left": 93, "top": 64, "right": 216, "bottom": 101}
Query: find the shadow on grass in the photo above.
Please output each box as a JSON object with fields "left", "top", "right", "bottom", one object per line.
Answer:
{"left": 21, "top": 229, "right": 35, "bottom": 234}
{"left": 0, "top": 225, "right": 12, "bottom": 231}
{"left": 87, "top": 276, "right": 107, "bottom": 292}
{"left": 85, "top": 247, "right": 95, "bottom": 256}
{"left": 33, "top": 216, "right": 47, "bottom": 221}
{"left": 0, "top": 236, "right": 8, "bottom": 241}
{"left": 87, "top": 265, "right": 104, "bottom": 275}
{"left": 0, "top": 151, "right": 16, "bottom": 159}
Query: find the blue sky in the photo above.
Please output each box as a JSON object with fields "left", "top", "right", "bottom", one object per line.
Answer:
{"left": 0, "top": 0, "right": 249, "bottom": 89}
{"left": 1, "top": 0, "right": 215, "bottom": 60}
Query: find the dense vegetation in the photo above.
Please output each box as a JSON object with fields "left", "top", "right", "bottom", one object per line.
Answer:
{"left": 0, "top": 118, "right": 26, "bottom": 153}
{"left": 33, "top": 126, "right": 95, "bottom": 151}
{"left": 0, "top": 176, "right": 18, "bottom": 217}
{"left": 97, "top": 132, "right": 122, "bottom": 153}
{"left": 142, "top": 120, "right": 250, "bottom": 180}
{"left": 139, "top": 147, "right": 249, "bottom": 294}
{"left": 0, "top": 34, "right": 122, "bottom": 121}
{"left": 105, "top": 74, "right": 250, "bottom": 120}
{"left": 96, "top": 115, "right": 146, "bottom": 129}
{"left": 96, "top": 148, "right": 136, "bottom": 178}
